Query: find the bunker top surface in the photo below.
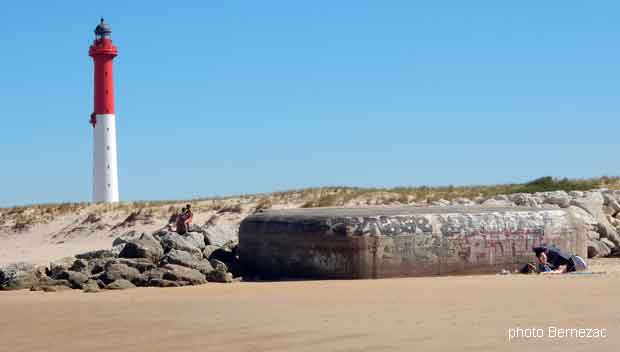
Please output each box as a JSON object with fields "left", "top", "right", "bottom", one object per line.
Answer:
{"left": 252, "top": 205, "right": 562, "bottom": 219}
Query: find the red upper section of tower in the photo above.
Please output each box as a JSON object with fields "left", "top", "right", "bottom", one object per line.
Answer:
{"left": 89, "top": 19, "right": 118, "bottom": 122}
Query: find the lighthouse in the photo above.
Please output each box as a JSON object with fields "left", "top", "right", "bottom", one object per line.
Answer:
{"left": 89, "top": 18, "right": 119, "bottom": 202}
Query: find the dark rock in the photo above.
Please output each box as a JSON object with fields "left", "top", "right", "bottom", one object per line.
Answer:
{"left": 46, "top": 256, "right": 76, "bottom": 277}
{"left": 210, "top": 248, "right": 243, "bottom": 277}
{"left": 105, "top": 279, "right": 136, "bottom": 290}
{"left": 119, "top": 233, "right": 164, "bottom": 263}
{"left": 69, "top": 259, "right": 89, "bottom": 273}
{"left": 0, "top": 262, "right": 41, "bottom": 290}
{"left": 161, "top": 249, "right": 214, "bottom": 275}
{"left": 111, "top": 258, "right": 157, "bottom": 273}
{"left": 209, "top": 259, "right": 228, "bottom": 273}
{"left": 101, "top": 263, "right": 146, "bottom": 286}
{"left": 53, "top": 270, "right": 89, "bottom": 289}
{"left": 69, "top": 258, "right": 108, "bottom": 275}
{"left": 161, "top": 264, "right": 206, "bottom": 285}
{"left": 75, "top": 249, "right": 117, "bottom": 261}
{"left": 110, "top": 243, "right": 126, "bottom": 257}
{"left": 145, "top": 268, "right": 165, "bottom": 282}
{"left": 90, "top": 259, "right": 109, "bottom": 275}
{"left": 206, "top": 262, "right": 233, "bottom": 283}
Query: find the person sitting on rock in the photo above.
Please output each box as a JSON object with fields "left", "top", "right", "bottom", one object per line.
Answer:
{"left": 176, "top": 207, "right": 188, "bottom": 235}
{"left": 183, "top": 204, "right": 193, "bottom": 232}
{"left": 532, "top": 245, "right": 587, "bottom": 274}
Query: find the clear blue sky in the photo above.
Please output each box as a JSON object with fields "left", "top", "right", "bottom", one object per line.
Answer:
{"left": 1, "top": 1, "right": 618, "bottom": 206}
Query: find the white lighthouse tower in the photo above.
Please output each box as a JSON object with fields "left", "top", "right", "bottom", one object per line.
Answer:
{"left": 89, "top": 19, "right": 119, "bottom": 202}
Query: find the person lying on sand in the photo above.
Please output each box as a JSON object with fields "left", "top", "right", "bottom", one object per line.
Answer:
{"left": 532, "top": 245, "right": 587, "bottom": 274}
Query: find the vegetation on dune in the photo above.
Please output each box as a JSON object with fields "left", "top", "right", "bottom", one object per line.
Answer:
{"left": 1, "top": 176, "right": 619, "bottom": 227}
{"left": 299, "top": 176, "right": 620, "bottom": 208}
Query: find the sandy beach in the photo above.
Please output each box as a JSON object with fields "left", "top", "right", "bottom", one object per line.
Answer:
{"left": 2, "top": 260, "right": 619, "bottom": 352}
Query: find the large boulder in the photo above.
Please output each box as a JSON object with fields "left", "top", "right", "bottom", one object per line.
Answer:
{"left": 567, "top": 206, "right": 598, "bottom": 231}
{"left": 100, "top": 263, "right": 147, "bottom": 286}
{"left": 111, "top": 258, "right": 157, "bottom": 273}
{"left": 159, "top": 232, "right": 203, "bottom": 258}
{"left": 119, "top": 233, "right": 164, "bottom": 263}
{"left": 603, "top": 193, "right": 620, "bottom": 214}
{"left": 207, "top": 270, "right": 233, "bottom": 283}
{"left": 161, "top": 264, "right": 206, "bottom": 285}
{"left": 206, "top": 260, "right": 233, "bottom": 283}
{"left": 200, "top": 223, "right": 239, "bottom": 247}
{"left": 0, "top": 263, "right": 41, "bottom": 290}
{"left": 571, "top": 193, "right": 620, "bottom": 247}
{"left": 570, "top": 192, "right": 605, "bottom": 216}
{"left": 68, "top": 258, "right": 108, "bottom": 276}
{"left": 53, "top": 270, "right": 89, "bottom": 289}
{"left": 161, "top": 249, "right": 213, "bottom": 275}
{"left": 185, "top": 232, "right": 206, "bottom": 250}
{"left": 542, "top": 191, "right": 571, "bottom": 208}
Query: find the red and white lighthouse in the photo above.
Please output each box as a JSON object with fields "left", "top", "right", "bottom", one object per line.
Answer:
{"left": 89, "top": 18, "right": 119, "bottom": 202}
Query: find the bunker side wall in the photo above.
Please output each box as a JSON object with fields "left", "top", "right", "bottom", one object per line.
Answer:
{"left": 239, "top": 209, "right": 587, "bottom": 279}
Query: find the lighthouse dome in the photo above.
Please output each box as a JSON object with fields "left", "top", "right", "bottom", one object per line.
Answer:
{"left": 94, "top": 18, "right": 112, "bottom": 38}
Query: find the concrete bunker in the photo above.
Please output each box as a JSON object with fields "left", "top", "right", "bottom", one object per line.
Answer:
{"left": 239, "top": 206, "right": 587, "bottom": 279}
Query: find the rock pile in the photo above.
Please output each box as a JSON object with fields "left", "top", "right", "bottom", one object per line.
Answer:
{"left": 0, "top": 225, "right": 241, "bottom": 292}
{"left": 418, "top": 189, "right": 620, "bottom": 258}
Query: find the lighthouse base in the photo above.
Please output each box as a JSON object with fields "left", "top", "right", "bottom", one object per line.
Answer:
{"left": 92, "top": 114, "right": 119, "bottom": 203}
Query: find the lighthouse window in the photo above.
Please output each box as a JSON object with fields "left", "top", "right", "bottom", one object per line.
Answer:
{"left": 105, "top": 72, "right": 108, "bottom": 77}
{"left": 107, "top": 164, "right": 110, "bottom": 169}
{"left": 106, "top": 146, "right": 110, "bottom": 151}
{"left": 105, "top": 89, "right": 108, "bottom": 95}
{"left": 107, "top": 184, "right": 110, "bottom": 188}
{"left": 106, "top": 128, "right": 109, "bottom": 132}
